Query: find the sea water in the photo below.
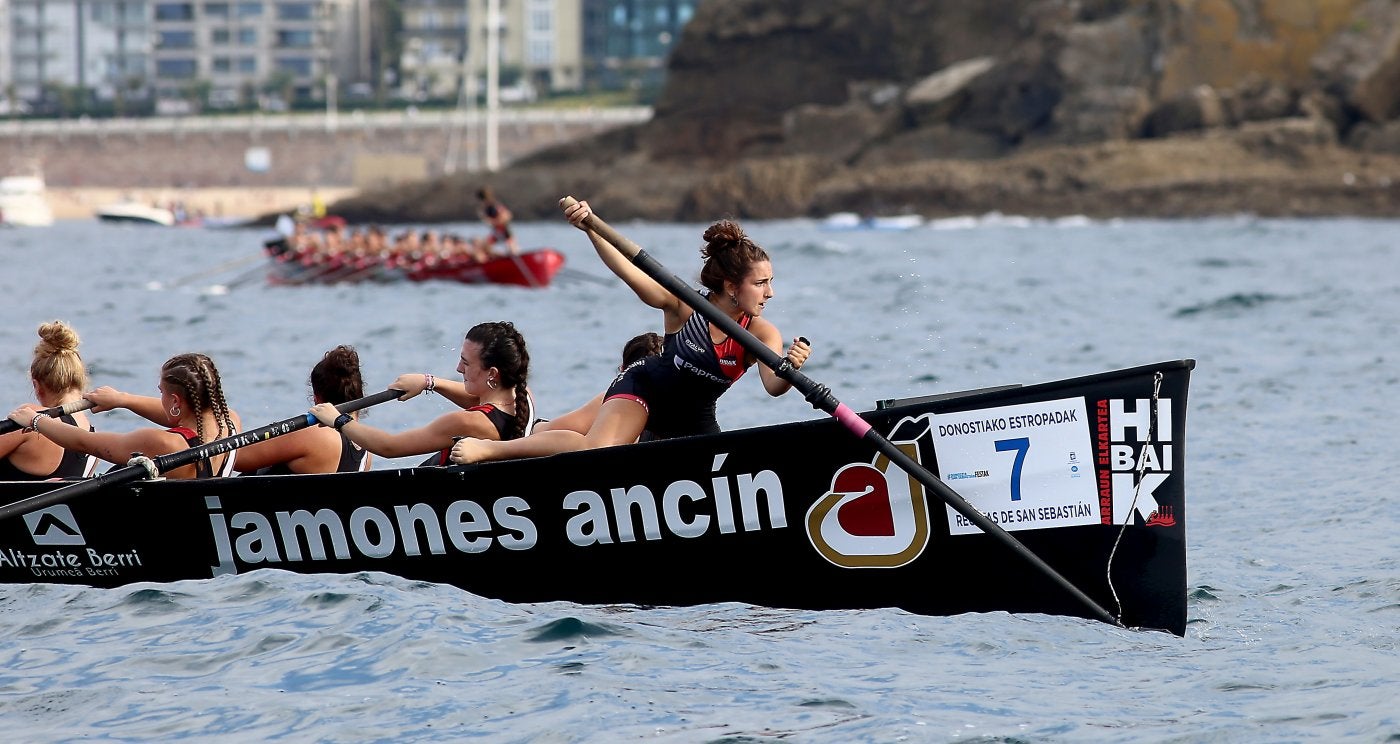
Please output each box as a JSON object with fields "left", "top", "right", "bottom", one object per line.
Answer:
{"left": 0, "top": 216, "right": 1395, "bottom": 741}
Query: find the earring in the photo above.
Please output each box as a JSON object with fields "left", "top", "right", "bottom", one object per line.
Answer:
{"left": 487, "top": 378, "right": 498, "bottom": 390}
{"left": 169, "top": 405, "right": 181, "bottom": 418}
{"left": 729, "top": 293, "right": 738, "bottom": 306}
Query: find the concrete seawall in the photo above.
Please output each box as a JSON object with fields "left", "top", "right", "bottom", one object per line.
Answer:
{"left": 2, "top": 108, "right": 650, "bottom": 219}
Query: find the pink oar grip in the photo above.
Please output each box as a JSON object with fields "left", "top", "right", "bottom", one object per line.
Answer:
{"left": 831, "top": 403, "right": 871, "bottom": 438}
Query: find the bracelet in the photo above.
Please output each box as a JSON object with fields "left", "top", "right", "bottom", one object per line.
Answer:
{"left": 333, "top": 413, "right": 353, "bottom": 430}
{"left": 28, "top": 413, "right": 44, "bottom": 433}
{"left": 424, "top": 374, "right": 436, "bottom": 394}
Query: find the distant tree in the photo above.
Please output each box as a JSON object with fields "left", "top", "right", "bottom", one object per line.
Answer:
{"left": 371, "top": 0, "right": 405, "bottom": 104}
{"left": 240, "top": 80, "right": 258, "bottom": 110}
{"left": 263, "top": 70, "right": 296, "bottom": 108}
{"left": 184, "top": 79, "right": 214, "bottom": 112}
{"left": 44, "top": 82, "right": 88, "bottom": 118}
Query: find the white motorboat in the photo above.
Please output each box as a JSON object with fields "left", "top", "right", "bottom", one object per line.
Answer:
{"left": 95, "top": 201, "right": 177, "bottom": 226}
{"left": 0, "top": 174, "right": 55, "bottom": 227}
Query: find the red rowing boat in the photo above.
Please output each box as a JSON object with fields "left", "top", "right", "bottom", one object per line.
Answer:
{"left": 263, "top": 238, "right": 565, "bottom": 288}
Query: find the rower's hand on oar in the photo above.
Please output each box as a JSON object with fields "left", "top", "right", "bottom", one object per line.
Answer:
{"left": 785, "top": 336, "right": 812, "bottom": 370}
{"left": 562, "top": 199, "right": 592, "bottom": 231}
{"left": 388, "top": 373, "right": 430, "bottom": 401}
{"left": 85, "top": 385, "right": 127, "bottom": 414}
{"left": 309, "top": 402, "right": 340, "bottom": 427}
{"left": 8, "top": 405, "right": 40, "bottom": 430}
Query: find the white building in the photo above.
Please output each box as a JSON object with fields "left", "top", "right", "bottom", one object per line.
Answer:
{"left": 6, "top": 0, "right": 151, "bottom": 103}
{"left": 2, "top": 0, "right": 589, "bottom": 112}
{"left": 399, "top": 0, "right": 581, "bottom": 102}
{"left": 150, "top": 0, "right": 353, "bottom": 109}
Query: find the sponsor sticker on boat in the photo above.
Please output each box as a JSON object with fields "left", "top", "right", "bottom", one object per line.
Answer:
{"left": 931, "top": 397, "right": 1099, "bottom": 535}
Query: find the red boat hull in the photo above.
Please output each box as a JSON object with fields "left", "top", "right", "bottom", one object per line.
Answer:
{"left": 264, "top": 239, "right": 564, "bottom": 288}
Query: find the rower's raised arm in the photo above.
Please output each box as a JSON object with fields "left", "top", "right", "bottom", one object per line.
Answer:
{"left": 562, "top": 197, "right": 680, "bottom": 313}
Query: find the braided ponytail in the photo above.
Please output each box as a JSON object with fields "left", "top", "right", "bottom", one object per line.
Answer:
{"left": 465, "top": 321, "right": 530, "bottom": 438}
{"left": 161, "top": 353, "right": 235, "bottom": 442}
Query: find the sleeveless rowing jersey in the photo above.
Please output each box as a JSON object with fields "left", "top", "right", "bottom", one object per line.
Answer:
{"left": 0, "top": 414, "right": 96, "bottom": 480}
{"left": 605, "top": 308, "right": 752, "bottom": 440}
{"left": 168, "top": 426, "right": 238, "bottom": 478}
{"left": 247, "top": 430, "right": 368, "bottom": 475}
{"left": 421, "top": 404, "right": 517, "bottom": 466}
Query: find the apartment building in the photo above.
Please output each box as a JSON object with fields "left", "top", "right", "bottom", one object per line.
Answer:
{"left": 581, "top": 0, "right": 696, "bottom": 92}
{"left": 150, "top": 0, "right": 366, "bottom": 110}
{"left": 5, "top": 0, "right": 151, "bottom": 104}
{"left": 0, "top": 0, "right": 365, "bottom": 111}
{"left": 398, "top": 0, "right": 581, "bottom": 102}
{"left": 1, "top": 0, "right": 693, "bottom": 113}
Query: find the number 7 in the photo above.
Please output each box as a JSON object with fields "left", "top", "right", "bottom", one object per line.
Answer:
{"left": 995, "top": 437, "right": 1030, "bottom": 501}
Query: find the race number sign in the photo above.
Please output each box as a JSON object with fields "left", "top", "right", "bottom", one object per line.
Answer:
{"left": 932, "top": 397, "right": 1098, "bottom": 535}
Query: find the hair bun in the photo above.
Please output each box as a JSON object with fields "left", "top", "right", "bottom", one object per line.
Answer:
{"left": 702, "top": 220, "right": 746, "bottom": 246}
{"left": 35, "top": 320, "right": 80, "bottom": 356}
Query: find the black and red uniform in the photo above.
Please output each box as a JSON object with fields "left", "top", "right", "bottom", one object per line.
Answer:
{"left": 605, "top": 307, "right": 751, "bottom": 440}
{"left": 421, "top": 403, "right": 518, "bottom": 466}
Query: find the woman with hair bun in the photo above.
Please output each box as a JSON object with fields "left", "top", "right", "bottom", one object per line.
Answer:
{"left": 0, "top": 320, "right": 97, "bottom": 480}
{"left": 10, "top": 352, "right": 242, "bottom": 479}
{"left": 314, "top": 321, "right": 531, "bottom": 467}
{"left": 450, "top": 199, "right": 811, "bottom": 465}
{"left": 236, "top": 345, "right": 373, "bottom": 474}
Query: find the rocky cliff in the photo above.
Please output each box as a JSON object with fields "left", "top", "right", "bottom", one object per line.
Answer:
{"left": 335, "top": 0, "right": 1400, "bottom": 223}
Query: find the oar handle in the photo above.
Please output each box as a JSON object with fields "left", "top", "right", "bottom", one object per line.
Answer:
{"left": 563, "top": 196, "right": 1122, "bottom": 629}
{"left": 0, "top": 399, "right": 97, "bottom": 436}
{"left": 150, "top": 387, "right": 405, "bottom": 472}
{"left": 0, "top": 389, "right": 404, "bottom": 522}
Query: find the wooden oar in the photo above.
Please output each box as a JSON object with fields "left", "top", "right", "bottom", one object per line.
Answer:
{"left": 555, "top": 267, "right": 613, "bottom": 287}
{"left": 0, "top": 399, "right": 96, "bottom": 436}
{"left": 506, "top": 252, "right": 543, "bottom": 289}
{"left": 563, "top": 196, "right": 1123, "bottom": 629}
{"left": 0, "top": 388, "right": 403, "bottom": 522}
{"left": 163, "top": 252, "right": 266, "bottom": 289}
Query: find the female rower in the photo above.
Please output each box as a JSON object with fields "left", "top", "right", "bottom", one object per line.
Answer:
{"left": 10, "top": 352, "right": 241, "bottom": 479}
{"left": 312, "top": 321, "right": 530, "bottom": 466}
{"left": 450, "top": 199, "right": 810, "bottom": 465}
{"left": 477, "top": 186, "right": 519, "bottom": 255}
{"left": 529, "top": 331, "right": 664, "bottom": 436}
{"left": 0, "top": 321, "right": 97, "bottom": 480}
{"left": 235, "top": 345, "right": 371, "bottom": 475}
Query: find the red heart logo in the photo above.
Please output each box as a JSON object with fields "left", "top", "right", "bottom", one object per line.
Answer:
{"left": 834, "top": 465, "right": 895, "bottom": 537}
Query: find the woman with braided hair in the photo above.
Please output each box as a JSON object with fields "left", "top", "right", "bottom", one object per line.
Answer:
{"left": 9, "top": 352, "right": 242, "bottom": 479}
{"left": 450, "top": 199, "right": 811, "bottom": 465}
{"left": 313, "top": 321, "right": 531, "bottom": 466}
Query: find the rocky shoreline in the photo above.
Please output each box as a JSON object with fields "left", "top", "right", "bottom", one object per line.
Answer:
{"left": 333, "top": 120, "right": 1399, "bottom": 224}
{"left": 330, "top": 0, "right": 1400, "bottom": 225}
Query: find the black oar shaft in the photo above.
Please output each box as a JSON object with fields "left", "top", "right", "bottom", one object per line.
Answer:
{"left": 568, "top": 197, "right": 1120, "bottom": 628}
{"left": 0, "top": 389, "right": 402, "bottom": 522}
{"left": 0, "top": 399, "right": 97, "bottom": 436}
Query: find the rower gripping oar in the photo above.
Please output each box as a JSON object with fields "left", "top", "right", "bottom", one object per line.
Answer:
{"left": 561, "top": 196, "right": 1123, "bottom": 629}
{"left": 0, "top": 388, "right": 403, "bottom": 522}
{"left": 0, "top": 399, "right": 96, "bottom": 436}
